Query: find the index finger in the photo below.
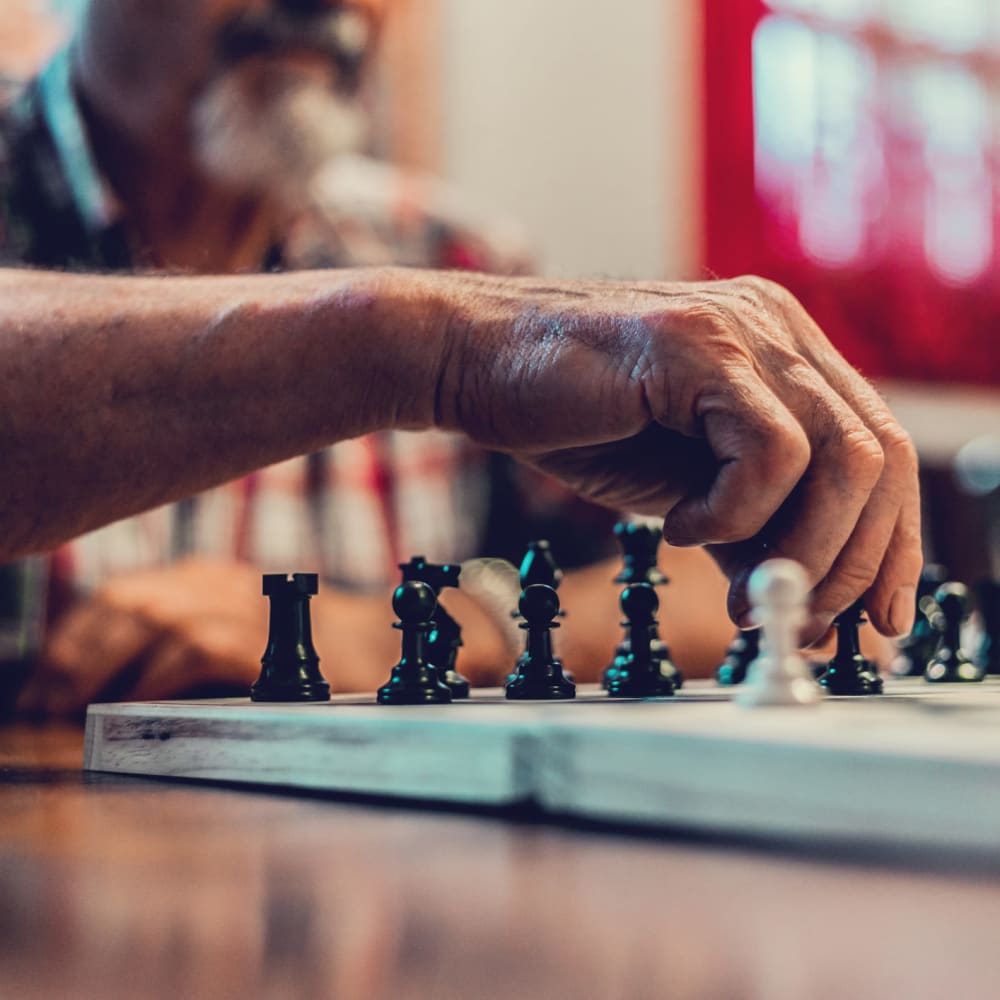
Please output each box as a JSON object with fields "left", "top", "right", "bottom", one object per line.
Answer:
{"left": 662, "top": 375, "right": 811, "bottom": 546}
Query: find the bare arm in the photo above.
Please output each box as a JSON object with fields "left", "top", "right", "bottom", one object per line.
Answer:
{"left": 0, "top": 266, "right": 921, "bottom": 638}
{"left": 0, "top": 266, "right": 441, "bottom": 554}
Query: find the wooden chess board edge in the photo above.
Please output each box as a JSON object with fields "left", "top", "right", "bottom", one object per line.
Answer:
{"left": 539, "top": 725, "right": 1000, "bottom": 855}
{"left": 84, "top": 701, "right": 539, "bottom": 805}
{"left": 84, "top": 688, "right": 1000, "bottom": 858}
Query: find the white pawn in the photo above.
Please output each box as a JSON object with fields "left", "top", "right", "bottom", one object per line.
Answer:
{"left": 737, "top": 559, "right": 823, "bottom": 707}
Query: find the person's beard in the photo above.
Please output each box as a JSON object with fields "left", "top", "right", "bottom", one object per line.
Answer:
{"left": 190, "top": 64, "right": 368, "bottom": 214}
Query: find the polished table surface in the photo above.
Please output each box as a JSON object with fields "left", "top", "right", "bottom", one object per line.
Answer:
{"left": 4, "top": 724, "right": 1000, "bottom": 1000}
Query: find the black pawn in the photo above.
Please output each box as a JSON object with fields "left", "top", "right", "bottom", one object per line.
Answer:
{"left": 506, "top": 585, "right": 575, "bottom": 700}
{"left": 820, "top": 601, "right": 883, "bottom": 696}
{"left": 716, "top": 628, "right": 760, "bottom": 686}
{"left": 508, "top": 541, "right": 571, "bottom": 685}
{"left": 377, "top": 581, "right": 453, "bottom": 704}
{"left": 604, "top": 521, "right": 681, "bottom": 691}
{"left": 608, "top": 584, "right": 675, "bottom": 698}
{"left": 891, "top": 564, "right": 948, "bottom": 677}
{"left": 925, "top": 582, "right": 983, "bottom": 684}
{"left": 251, "top": 573, "right": 330, "bottom": 702}
{"left": 605, "top": 630, "right": 682, "bottom": 691}
{"left": 399, "top": 556, "right": 470, "bottom": 698}
{"left": 974, "top": 579, "right": 1000, "bottom": 676}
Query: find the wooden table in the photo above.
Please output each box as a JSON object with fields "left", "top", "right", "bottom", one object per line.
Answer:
{"left": 3, "top": 724, "right": 1000, "bottom": 1000}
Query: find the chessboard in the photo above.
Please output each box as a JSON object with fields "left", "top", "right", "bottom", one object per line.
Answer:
{"left": 84, "top": 677, "right": 1000, "bottom": 862}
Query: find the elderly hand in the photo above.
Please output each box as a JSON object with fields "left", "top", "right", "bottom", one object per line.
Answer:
{"left": 435, "top": 274, "right": 921, "bottom": 639}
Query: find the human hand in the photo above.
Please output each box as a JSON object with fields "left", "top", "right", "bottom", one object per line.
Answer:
{"left": 435, "top": 274, "right": 921, "bottom": 639}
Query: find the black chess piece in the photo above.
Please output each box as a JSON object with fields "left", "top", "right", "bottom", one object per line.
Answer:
{"left": 508, "top": 541, "right": 573, "bottom": 686}
{"left": 604, "top": 521, "right": 682, "bottom": 691}
{"left": 608, "top": 584, "right": 675, "bottom": 698}
{"left": 974, "top": 579, "right": 1000, "bottom": 676}
{"left": 612, "top": 521, "right": 668, "bottom": 587}
{"left": 891, "top": 564, "right": 948, "bottom": 677}
{"left": 251, "top": 573, "right": 330, "bottom": 702}
{"left": 506, "top": 584, "right": 575, "bottom": 700}
{"left": 925, "top": 582, "right": 983, "bottom": 684}
{"left": 519, "top": 540, "right": 563, "bottom": 590}
{"left": 399, "top": 556, "right": 470, "bottom": 698}
{"left": 605, "top": 632, "right": 683, "bottom": 691}
{"left": 716, "top": 628, "right": 760, "bottom": 686}
{"left": 820, "top": 601, "right": 883, "bottom": 696}
{"left": 377, "top": 581, "right": 453, "bottom": 704}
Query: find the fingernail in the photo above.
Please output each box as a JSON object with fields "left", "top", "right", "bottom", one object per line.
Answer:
{"left": 889, "top": 585, "right": 916, "bottom": 638}
{"left": 662, "top": 527, "right": 695, "bottom": 548}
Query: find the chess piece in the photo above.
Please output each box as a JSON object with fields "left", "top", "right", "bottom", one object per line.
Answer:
{"left": 890, "top": 564, "right": 948, "bottom": 677}
{"left": 716, "top": 628, "right": 760, "bottom": 686}
{"left": 508, "top": 541, "right": 572, "bottom": 686}
{"left": 251, "top": 573, "right": 330, "bottom": 702}
{"left": 925, "top": 582, "right": 983, "bottom": 684}
{"left": 604, "top": 520, "right": 682, "bottom": 691}
{"left": 974, "top": 579, "right": 1000, "bottom": 676}
{"left": 612, "top": 521, "right": 667, "bottom": 587}
{"left": 399, "top": 556, "right": 470, "bottom": 698}
{"left": 506, "top": 584, "right": 575, "bottom": 700}
{"left": 607, "top": 584, "right": 675, "bottom": 698}
{"left": 377, "top": 581, "right": 453, "bottom": 705}
{"left": 820, "top": 601, "right": 883, "bottom": 696}
{"left": 737, "top": 559, "right": 822, "bottom": 707}
{"left": 519, "top": 540, "right": 563, "bottom": 591}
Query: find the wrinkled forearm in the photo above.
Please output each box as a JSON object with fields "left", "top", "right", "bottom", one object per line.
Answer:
{"left": 0, "top": 266, "right": 453, "bottom": 557}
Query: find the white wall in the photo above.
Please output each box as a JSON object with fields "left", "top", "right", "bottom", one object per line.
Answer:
{"left": 440, "top": 0, "right": 702, "bottom": 280}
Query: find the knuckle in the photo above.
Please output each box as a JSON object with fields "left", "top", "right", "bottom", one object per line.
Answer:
{"left": 879, "top": 423, "right": 919, "bottom": 477}
{"left": 765, "top": 412, "right": 811, "bottom": 477}
{"left": 838, "top": 426, "right": 885, "bottom": 488}
{"left": 734, "top": 274, "right": 797, "bottom": 312}
{"left": 820, "top": 562, "right": 879, "bottom": 614}
{"left": 835, "top": 558, "right": 880, "bottom": 594}
{"left": 681, "top": 296, "right": 735, "bottom": 337}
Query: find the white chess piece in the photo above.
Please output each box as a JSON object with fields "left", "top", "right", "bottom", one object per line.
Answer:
{"left": 737, "top": 559, "right": 823, "bottom": 707}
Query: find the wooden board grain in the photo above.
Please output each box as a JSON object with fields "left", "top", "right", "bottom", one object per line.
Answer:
{"left": 84, "top": 679, "right": 1000, "bottom": 857}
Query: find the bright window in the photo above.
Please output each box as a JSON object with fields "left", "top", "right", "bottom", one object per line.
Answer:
{"left": 705, "top": 0, "right": 1000, "bottom": 384}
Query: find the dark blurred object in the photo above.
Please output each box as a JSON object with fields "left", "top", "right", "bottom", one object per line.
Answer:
{"left": 891, "top": 564, "right": 948, "bottom": 678}
{"left": 716, "top": 627, "right": 760, "bottom": 687}
{"left": 975, "top": 579, "right": 1000, "bottom": 676}
{"left": 925, "top": 583, "right": 982, "bottom": 684}
{"left": 881, "top": 385, "right": 999, "bottom": 590}
{"left": 0, "top": 556, "right": 48, "bottom": 718}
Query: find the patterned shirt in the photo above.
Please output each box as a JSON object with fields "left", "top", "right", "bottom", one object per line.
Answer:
{"left": 0, "top": 50, "right": 616, "bottom": 594}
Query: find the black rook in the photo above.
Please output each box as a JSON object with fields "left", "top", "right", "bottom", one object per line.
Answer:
{"left": 251, "top": 573, "right": 330, "bottom": 702}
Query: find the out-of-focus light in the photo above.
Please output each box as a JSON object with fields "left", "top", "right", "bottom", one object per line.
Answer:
{"left": 764, "top": 0, "right": 871, "bottom": 25}
{"left": 884, "top": 0, "right": 988, "bottom": 53}
{"left": 955, "top": 435, "right": 1000, "bottom": 497}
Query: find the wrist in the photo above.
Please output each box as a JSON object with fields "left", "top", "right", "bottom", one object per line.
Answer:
{"left": 338, "top": 267, "right": 477, "bottom": 434}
